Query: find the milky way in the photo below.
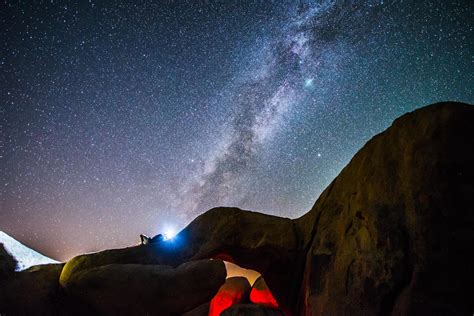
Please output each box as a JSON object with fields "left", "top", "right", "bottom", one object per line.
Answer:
{"left": 2, "top": 1, "right": 473, "bottom": 260}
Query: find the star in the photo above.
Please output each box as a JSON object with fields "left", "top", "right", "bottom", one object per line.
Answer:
{"left": 304, "top": 78, "right": 314, "bottom": 88}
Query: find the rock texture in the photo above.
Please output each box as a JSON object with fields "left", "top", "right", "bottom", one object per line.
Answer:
{"left": 64, "top": 259, "right": 226, "bottom": 315}
{"left": 295, "top": 102, "right": 474, "bottom": 315}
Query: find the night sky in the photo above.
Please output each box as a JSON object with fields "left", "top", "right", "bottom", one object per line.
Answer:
{"left": 2, "top": 1, "right": 473, "bottom": 261}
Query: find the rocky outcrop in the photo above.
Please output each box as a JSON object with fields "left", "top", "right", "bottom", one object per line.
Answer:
{"left": 295, "top": 102, "right": 474, "bottom": 315}
{"left": 64, "top": 259, "right": 226, "bottom": 315}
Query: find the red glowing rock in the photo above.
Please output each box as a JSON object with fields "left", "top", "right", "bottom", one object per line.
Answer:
{"left": 250, "top": 276, "right": 279, "bottom": 309}
{"left": 209, "top": 276, "right": 251, "bottom": 316}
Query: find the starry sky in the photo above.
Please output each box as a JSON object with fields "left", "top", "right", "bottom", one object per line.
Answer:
{"left": 2, "top": 1, "right": 473, "bottom": 261}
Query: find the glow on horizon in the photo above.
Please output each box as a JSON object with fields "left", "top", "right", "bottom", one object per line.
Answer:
{"left": 163, "top": 226, "right": 178, "bottom": 240}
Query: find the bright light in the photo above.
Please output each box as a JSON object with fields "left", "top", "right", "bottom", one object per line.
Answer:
{"left": 163, "top": 227, "right": 177, "bottom": 240}
{"left": 304, "top": 78, "right": 314, "bottom": 87}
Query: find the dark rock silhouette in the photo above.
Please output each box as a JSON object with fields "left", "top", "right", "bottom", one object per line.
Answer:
{"left": 0, "top": 243, "right": 17, "bottom": 279}
{"left": 221, "top": 303, "right": 285, "bottom": 316}
{"left": 182, "top": 301, "right": 211, "bottom": 316}
{"left": 1, "top": 102, "right": 473, "bottom": 315}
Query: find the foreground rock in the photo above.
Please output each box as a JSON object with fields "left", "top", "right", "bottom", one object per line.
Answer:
{"left": 64, "top": 259, "right": 226, "bottom": 315}
{"left": 0, "top": 263, "right": 67, "bottom": 315}
{"left": 295, "top": 102, "right": 474, "bottom": 315}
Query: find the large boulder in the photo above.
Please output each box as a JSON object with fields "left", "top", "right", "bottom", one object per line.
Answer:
{"left": 0, "top": 263, "right": 67, "bottom": 315}
{"left": 295, "top": 102, "right": 474, "bottom": 315}
{"left": 209, "top": 276, "right": 251, "bottom": 316}
{"left": 63, "top": 259, "right": 226, "bottom": 315}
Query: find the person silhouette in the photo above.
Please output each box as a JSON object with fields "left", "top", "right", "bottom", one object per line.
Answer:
{"left": 140, "top": 233, "right": 164, "bottom": 245}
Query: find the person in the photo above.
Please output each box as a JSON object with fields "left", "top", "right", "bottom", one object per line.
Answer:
{"left": 140, "top": 233, "right": 164, "bottom": 245}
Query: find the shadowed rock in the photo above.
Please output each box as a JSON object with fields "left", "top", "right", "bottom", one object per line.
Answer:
{"left": 295, "top": 102, "right": 474, "bottom": 315}
{"left": 64, "top": 259, "right": 226, "bottom": 315}
{"left": 182, "top": 301, "right": 211, "bottom": 316}
{"left": 221, "top": 303, "right": 285, "bottom": 316}
{"left": 0, "top": 243, "right": 17, "bottom": 279}
{"left": 0, "top": 263, "right": 67, "bottom": 315}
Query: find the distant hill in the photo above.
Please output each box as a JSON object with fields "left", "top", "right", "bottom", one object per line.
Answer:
{"left": 0, "top": 231, "right": 59, "bottom": 270}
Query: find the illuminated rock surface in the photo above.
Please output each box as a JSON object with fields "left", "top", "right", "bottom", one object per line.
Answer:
{"left": 209, "top": 276, "right": 251, "bottom": 316}
{"left": 250, "top": 276, "right": 279, "bottom": 309}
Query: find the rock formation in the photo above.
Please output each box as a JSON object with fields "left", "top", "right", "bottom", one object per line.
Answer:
{"left": 295, "top": 102, "right": 474, "bottom": 315}
{"left": 1, "top": 101, "right": 472, "bottom": 315}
